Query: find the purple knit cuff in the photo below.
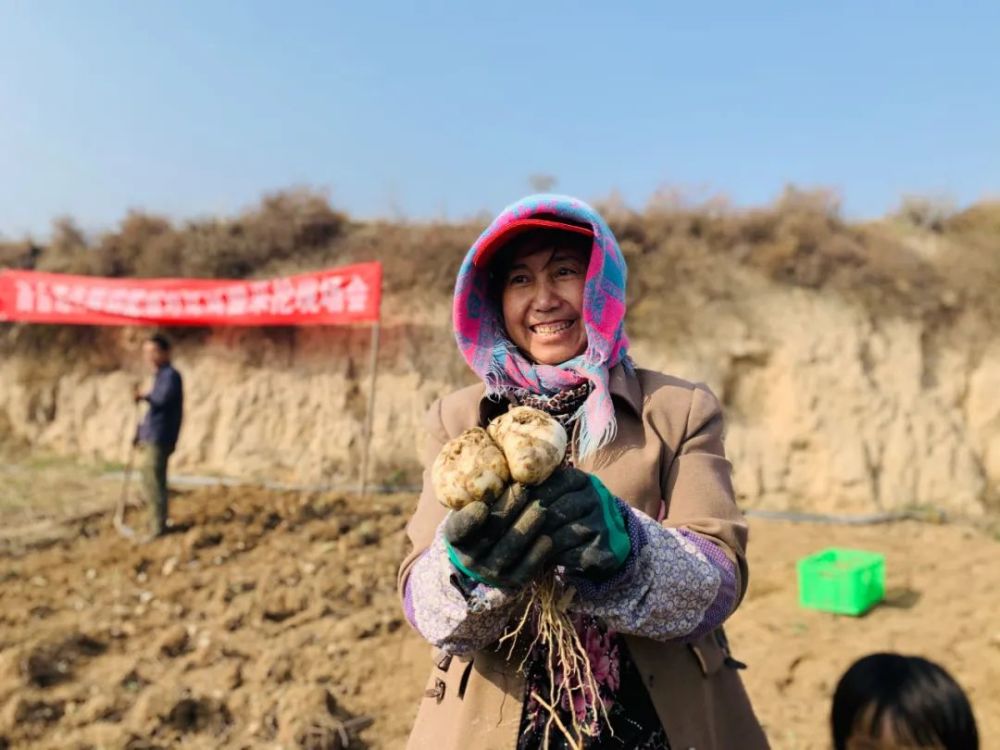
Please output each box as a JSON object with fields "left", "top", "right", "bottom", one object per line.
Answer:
{"left": 566, "top": 498, "right": 648, "bottom": 600}
{"left": 403, "top": 530, "right": 519, "bottom": 654}
{"left": 678, "top": 529, "right": 738, "bottom": 641}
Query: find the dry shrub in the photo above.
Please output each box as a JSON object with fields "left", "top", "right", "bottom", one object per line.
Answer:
{"left": 937, "top": 202, "right": 1000, "bottom": 325}
{"left": 172, "top": 188, "right": 346, "bottom": 279}
{"left": 38, "top": 217, "right": 91, "bottom": 273}
{"left": 728, "top": 186, "right": 849, "bottom": 288}
{"left": 611, "top": 184, "right": 964, "bottom": 333}
{"left": 6, "top": 188, "right": 347, "bottom": 281}
{"left": 0, "top": 239, "right": 41, "bottom": 270}
{"left": 0, "top": 325, "right": 127, "bottom": 395}
{"left": 100, "top": 212, "right": 175, "bottom": 277}
{"left": 2, "top": 186, "right": 998, "bottom": 335}
{"left": 895, "top": 194, "right": 956, "bottom": 231}
{"left": 946, "top": 200, "right": 1000, "bottom": 236}
{"left": 628, "top": 185, "right": 852, "bottom": 287}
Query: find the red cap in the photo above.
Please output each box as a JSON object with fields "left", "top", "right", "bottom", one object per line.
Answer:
{"left": 472, "top": 217, "right": 594, "bottom": 268}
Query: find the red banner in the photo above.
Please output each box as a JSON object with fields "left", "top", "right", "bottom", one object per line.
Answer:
{"left": 0, "top": 263, "right": 381, "bottom": 326}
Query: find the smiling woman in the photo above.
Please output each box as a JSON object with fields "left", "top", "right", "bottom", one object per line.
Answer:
{"left": 398, "top": 194, "right": 768, "bottom": 750}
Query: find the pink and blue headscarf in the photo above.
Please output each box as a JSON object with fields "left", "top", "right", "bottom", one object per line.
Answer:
{"left": 453, "top": 194, "right": 631, "bottom": 458}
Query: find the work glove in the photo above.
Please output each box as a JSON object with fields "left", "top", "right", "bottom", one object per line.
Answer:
{"left": 444, "top": 483, "right": 554, "bottom": 590}
{"left": 532, "top": 467, "right": 631, "bottom": 581}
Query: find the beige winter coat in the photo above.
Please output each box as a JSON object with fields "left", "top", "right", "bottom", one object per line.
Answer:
{"left": 398, "top": 365, "right": 769, "bottom": 749}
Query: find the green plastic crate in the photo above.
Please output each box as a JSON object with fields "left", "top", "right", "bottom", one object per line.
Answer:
{"left": 797, "top": 548, "right": 885, "bottom": 616}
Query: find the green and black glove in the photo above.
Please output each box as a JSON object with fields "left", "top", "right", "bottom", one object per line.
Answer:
{"left": 532, "top": 467, "right": 631, "bottom": 581}
{"left": 443, "top": 483, "right": 554, "bottom": 589}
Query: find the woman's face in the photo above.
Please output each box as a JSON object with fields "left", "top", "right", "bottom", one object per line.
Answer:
{"left": 500, "top": 239, "right": 589, "bottom": 366}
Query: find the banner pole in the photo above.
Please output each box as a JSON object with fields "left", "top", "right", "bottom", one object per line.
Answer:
{"left": 358, "top": 320, "right": 381, "bottom": 499}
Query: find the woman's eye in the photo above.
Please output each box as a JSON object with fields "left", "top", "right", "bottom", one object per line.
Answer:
{"left": 507, "top": 274, "right": 530, "bottom": 286}
{"left": 555, "top": 265, "right": 580, "bottom": 277}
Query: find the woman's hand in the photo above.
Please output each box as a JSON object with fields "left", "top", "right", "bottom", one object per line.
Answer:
{"left": 444, "top": 484, "right": 554, "bottom": 589}
{"left": 532, "top": 467, "right": 631, "bottom": 580}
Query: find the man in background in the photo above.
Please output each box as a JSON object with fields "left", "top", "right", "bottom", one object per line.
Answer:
{"left": 134, "top": 333, "right": 183, "bottom": 537}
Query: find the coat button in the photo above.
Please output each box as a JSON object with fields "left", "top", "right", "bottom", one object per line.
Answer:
{"left": 424, "top": 678, "right": 446, "bottom": 703}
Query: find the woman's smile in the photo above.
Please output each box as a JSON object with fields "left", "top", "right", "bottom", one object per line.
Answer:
{"left": 530, "top": 319, "right": 577, "bottom": 337}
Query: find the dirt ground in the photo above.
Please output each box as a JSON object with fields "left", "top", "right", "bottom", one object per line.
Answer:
{"left": 0, "top": 467, "right": 997, "bottom": 749}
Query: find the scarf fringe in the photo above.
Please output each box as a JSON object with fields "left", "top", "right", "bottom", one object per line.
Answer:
{"left": 571, "top": 399, "right": 618, "bottom": 458}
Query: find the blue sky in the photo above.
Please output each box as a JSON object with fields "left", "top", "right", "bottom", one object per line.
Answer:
{"left": 2, "top": 1, "right": 998, "bottom": 236}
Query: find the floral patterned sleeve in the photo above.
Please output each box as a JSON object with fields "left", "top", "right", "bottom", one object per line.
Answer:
{"left": 402, "top": 526, "right": 520, "bottom": 655}
{"left": 567, "top": 502, "right": 737, "bottom": 641}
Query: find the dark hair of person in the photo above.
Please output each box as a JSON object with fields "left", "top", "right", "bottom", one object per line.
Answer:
{"left": 147, "top": 333, "right": 172, "bottom": 352}
{"left": 831, "top": 653, "right": 978, "bottom": 750}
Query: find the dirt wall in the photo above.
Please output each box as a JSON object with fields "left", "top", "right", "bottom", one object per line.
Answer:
{"left": 2, "top": 270, "right": 998, "bottom": 518}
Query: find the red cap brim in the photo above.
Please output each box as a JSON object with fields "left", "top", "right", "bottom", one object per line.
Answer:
{"left": 472, "top": 217, "right": 594, "bottom": 268}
